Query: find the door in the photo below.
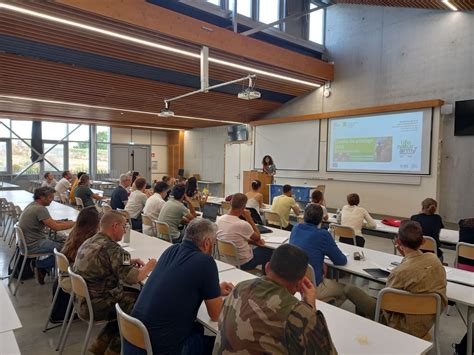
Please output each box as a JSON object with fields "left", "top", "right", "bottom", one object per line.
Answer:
{"left": 111, "top": 145, "right": 150, "bottom": 181}
{"left": 224, "top": 143, "right": 241, "bottom": 196}
{"left": 131, "top": 146, "right": 150, "bottom": 181}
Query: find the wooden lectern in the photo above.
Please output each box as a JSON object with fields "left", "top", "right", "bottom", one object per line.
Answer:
{"left": 243, "top": 170, "right": 272, "bottom": 204}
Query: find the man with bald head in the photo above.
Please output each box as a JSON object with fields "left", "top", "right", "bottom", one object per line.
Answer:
{"left": 74, "top": 211, "right": 156, "bottom": 355}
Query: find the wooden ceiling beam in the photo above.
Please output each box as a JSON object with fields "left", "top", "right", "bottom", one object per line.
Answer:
{"left": 53, "top": 0, "right": 333, "bottom": 81}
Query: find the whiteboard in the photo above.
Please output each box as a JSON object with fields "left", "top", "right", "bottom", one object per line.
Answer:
{"left": 254, "top": 120, "right": 320, "bottom": 171}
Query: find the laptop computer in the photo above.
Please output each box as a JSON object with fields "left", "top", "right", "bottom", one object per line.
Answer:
{"left": 202, "top": 203, "right": 219, "bottom": 222}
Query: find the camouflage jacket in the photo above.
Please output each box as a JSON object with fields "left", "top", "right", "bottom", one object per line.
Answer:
{"left": 214, "top": 277, "right": 337, "bottom": 355}
{"left": 73, "top": 232, "right": 139, "bottom": 316}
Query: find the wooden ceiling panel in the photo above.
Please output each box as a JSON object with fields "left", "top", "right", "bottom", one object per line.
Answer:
{"left": 334, "top": 0, "right": 474, "bottom": 11}
{"left": 0, "top": 53, "right": 281, "bottom": 129}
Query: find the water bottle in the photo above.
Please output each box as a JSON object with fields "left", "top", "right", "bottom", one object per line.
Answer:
{"left": 123, "top": 223, "right": 131, "bottom": 244}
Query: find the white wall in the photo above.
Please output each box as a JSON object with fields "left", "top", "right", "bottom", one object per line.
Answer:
{"left": 110, "top": 127, "right": 168, "bottom": 181}
{"left": 183, "top": 127, "right": 228, "bottom": 183}
{"left": 261, "top": 5, "right": 474, "bottom": 222}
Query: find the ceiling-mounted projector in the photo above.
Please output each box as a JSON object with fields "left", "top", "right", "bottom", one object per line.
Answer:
{"left": 158, "top": 107, "right": 174, "bottom": 117}
{"left": 238, "top": 88, "right": 261, "bottom": 100}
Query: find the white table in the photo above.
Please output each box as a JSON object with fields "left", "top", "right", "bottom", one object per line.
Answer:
{"left": 0, "top": 190, "right": 79, "bottom": 221}
{"left": 258, "top": 227, "right": 474, "bottom": 355}
{"left": 0, "top": 285, "right": 21, "bottom": 333}
{"left": 327, "top": 215, "right": 459, "bottom": 245}
{"left": 0, "top": 331, "right": 20, "bottom": 354}
{"left": 123, "top": 231, "right": 235, "bottom": 274}
{"left": 197, "top": 268, "right": 432, "bottom": 354}
{"left": 0, "top": 182, "right": 21, "bottom": 190}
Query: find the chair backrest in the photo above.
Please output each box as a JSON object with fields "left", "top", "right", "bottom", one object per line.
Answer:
{"left": 420, "top": 236, "right": 437, "bottom": 254}
{"left": 297, "top": 215, "right": 304, "bottom": 224}
{"left": 116, "top": 303, "right": 153, "bottom": 354}
{"left": 374, "top": 287, "right": 441, "bottom": 354}
{"left": 455, "top": 242, "right": 474, "bottom": 266}
{"left": 264, "top": 211, "right": 283, "bottom": 229}
{"left": 75, "top": 197, "right": 84, "bottom": 209}
{"left": 305, "top": 264, "right": 316, "bottom": 285}
{"left": 332, "top": 224, "right": 356, "bottom": 241}
{"left": 217, "top": 239, "right": 241, "bottom": 267}
{"left": 68, "top": 266, "right": 94, "bottom": 322}
{"left": 54, "top": 248, "right": 70, "bottom": 274}
{"left": 141, "top": 214, "right": 157, "bottom": 237}
{"left": 221, "top": 201, "right": 231, "bottom": 215}
{"left": 117, "top": 209, "right": 132, "bottom": 225}
{"left": 154, "top": 221, "right": 171, "bottom": 242}
{"left": 14, "top": 225, "right": 28, "bottom": 254}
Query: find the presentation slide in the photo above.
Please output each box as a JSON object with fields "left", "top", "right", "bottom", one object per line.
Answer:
{"left": 327, "top": 110, "right": 432, "bottom": 174}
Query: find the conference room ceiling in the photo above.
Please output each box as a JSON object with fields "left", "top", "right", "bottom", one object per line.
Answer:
{"left": 0, "top": 1, "right": 330, "bottom": 131}
{"left": 334, "top": 0, "right": 474, "bottom": 11}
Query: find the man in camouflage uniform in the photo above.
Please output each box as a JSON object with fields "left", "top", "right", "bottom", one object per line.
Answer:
{"left": 214, "top": 244, "right": 337, "bottom": 355}
{"left": 73, "top": 211, "right": 156, "bottom": 355}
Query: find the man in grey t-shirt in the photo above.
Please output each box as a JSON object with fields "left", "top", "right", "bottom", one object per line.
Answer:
{"left": 157, "top": 184, "right": 196, "bottom": 242}
{"left": 18, "top": 187, "right": 75, "bottom": 284}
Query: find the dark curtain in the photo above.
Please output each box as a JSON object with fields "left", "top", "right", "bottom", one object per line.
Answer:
{"left": 31, "top": 121, "right": 43, "bottom": 163}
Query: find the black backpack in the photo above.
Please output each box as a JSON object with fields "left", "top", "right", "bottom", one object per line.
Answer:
{"left": 7, "top": 247, "right": 35, "bottom": 280}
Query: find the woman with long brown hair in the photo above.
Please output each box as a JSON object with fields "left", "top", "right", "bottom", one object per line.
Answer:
{"left": 50, "top": 206, "right": 100, "bottom": 323}
{"left": 62, "top": 206, "right": 101, "bottom": 263}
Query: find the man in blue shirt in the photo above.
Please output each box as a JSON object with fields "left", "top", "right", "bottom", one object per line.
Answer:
{"left": 110, "top": 173, "right": 131, "bottom": 210}
{"left": 126, "top": 219, "right": 234, "bottom": 354}
{"left": 290, "top": 204, "right": 347, "bottom": 306}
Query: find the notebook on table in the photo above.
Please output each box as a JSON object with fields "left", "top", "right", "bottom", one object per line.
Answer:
{"left": 363, "top": 268, "right": 391, "bottom": 279}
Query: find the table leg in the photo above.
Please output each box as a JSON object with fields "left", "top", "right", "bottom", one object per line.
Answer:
{"left": 467, "top": 306, "right": 473, "bottom": 355}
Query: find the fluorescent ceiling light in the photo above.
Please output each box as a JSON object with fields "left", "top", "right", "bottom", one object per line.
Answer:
{"left": 0, "top": 2, "right": 320, "bottom": 88}
{"left": 442, "top": 0, "right": 458, "bottom": 11}
{"left": 0, "top": 95, "right": 243, "bottom": 126}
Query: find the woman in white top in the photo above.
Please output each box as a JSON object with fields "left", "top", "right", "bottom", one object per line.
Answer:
{"left": 245, "top": 180, "right": 263, "bottom": 214}
{"left": 41, "top": 172, "right": 57, "bottom": 188}
{"left": 309, "top": 190, "right": 328, "bottom": 221}
{"left": 125, "top": 177, "right": 148, "bottom": 231}
{"left": 337, "top": 193, "right": 376, "bottom": 247}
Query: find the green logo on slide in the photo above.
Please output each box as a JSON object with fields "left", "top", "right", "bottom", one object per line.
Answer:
{"left": 398, "top": 139, "right": 417, "bottom": 155}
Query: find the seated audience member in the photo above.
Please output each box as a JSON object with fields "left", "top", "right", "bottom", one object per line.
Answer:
{"left": 162, "top": 175, "right": 176, "bottom": 186}
{"left": 214, "top": 244, "right": 337, "bottom": 354}
{"left": 74, "top": 174, "right": 103, "bottom": 207}
{"left": 245, "top": 180, "right": 263, "bottom": 214}
{"left": 18, "top": 187, "right": 75, "bottom": 284}
{"left": 110, "top": 173, "right": 132, "bottom": 210}
{"left": 217, "top": 193, "right": 272, "bottom": 271}
{"left": 344, "top": 220, "right": 447, "bottom": 339}
{"left": 457, "top": 218, "right": 474, "bottom": 269}
{"left": 55, "top": 170, "right": 73, "bottom": 202}
{"left": 271, "top": 184, "right": 301, "bottom": 231}
{"left": 411, "top": 198, "right": 444, "bottom": 260}
{"left": 73, "top": 211, "right": 156, "bottom": 355}
{"left": 142, "top": 182, "right": 169, "bottom": 236}
{"left": 309, "top": 189, "right": 328, "bottom": 222}
{"left": 185, "top": 176, "right": 208, "bottom": 208}
{"left": 337, "top": 193, "right": 376, "bottom": 247}
{"left": 158, "top": 184, "right": 197, "bottom": 242}
{"left": 41, "top": 172, "right": 57, "bottom": 188}
{"left": 50, "top": 206, "right": 100, "bottom": 323}
{"left": 127, "top": 219, "right": 234, "bottom": 354}
{"left": 69, "top": 171, "right": 86, "bottom": 204}
{"left": 290, "top": 204, "right": 347, "bottom": 305}
{"left": 124, "top": 177, "right": 148, "bottom": 231}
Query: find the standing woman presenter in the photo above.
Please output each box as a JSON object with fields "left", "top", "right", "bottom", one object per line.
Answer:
{"left": 262, "top": 155, "right": 276, "bottom": 183}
